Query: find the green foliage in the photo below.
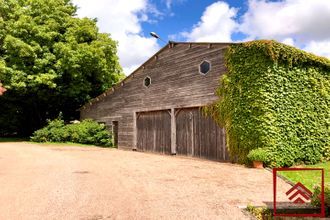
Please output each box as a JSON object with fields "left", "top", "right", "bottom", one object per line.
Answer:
{"left": 31, "top": 118, "right": 66, "bottom": 142}
{"left": 322, "top": 145, "right": 330, "bottom": 161}
{"left": 246, "top": 205, "right": 272, "bottom": 220}
{"left": 204, "top": 40, "right": 330, "bottom": 167}
{"left": 311, "top": 184, "right": 330, "bottom": 207}
{"left": 311, "top": 184, "right": 330, "bottom": 217}
{"left": 31, "top": 118, "right": 112, "bottom": 147}
{"left": 0, "top": 0, "right": 124, "bottom": 136}
{"left": 247, "top": 148, "right": 268, "bottom": 162}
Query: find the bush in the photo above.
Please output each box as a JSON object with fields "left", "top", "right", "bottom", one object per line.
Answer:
{"left": 31, "top": 119, "right": 112, "bottom": 147}
{"left": 312, "top": 184, "right": 330, "bottom": 207}
{"left": 247, "top": 148, "right": 268, "bottom": 162}
{"left": 322, "top": 145, "right": 330, "bottom": 161}
{"left": 246, "top": 204, "right": 272, "bottom": 220}
{"left": 311, "top": 184, "right": 330, "bottom": 207}
{"left": 30, "top": 119, "right": 67, "bottom": 143}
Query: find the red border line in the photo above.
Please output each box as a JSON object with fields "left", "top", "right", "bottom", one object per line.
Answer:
{"left": 275, "top": 168, "right": 324, "bottom": 171}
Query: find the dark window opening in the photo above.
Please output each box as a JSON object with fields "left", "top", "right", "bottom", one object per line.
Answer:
{"left": 199, "top": 60, "right": 211, "bottom": 75}
{"left": 144, "top": 76, "right": 151, "bottom": 87}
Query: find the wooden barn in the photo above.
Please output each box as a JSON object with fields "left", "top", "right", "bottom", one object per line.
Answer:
{"left": 80, "top": 42, "right": 231, "bottom": 161}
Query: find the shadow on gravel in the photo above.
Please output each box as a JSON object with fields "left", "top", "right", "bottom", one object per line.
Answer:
{"left": 73, "top": 171, "right": 90, "bottom": 174}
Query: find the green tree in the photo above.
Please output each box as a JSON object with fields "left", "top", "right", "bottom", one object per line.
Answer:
{"left": 0, "top": 0, "right": 123, "bottom": 136}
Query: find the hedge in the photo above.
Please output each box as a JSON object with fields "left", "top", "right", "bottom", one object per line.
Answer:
{"left": 31, "top": 119, "right": 113, "bottom": 147}
{"left": 311, "top": 184, "right": 330, "bottom": 208}
{"left": 205, "top": 40, "right": 330, "bottom": 167}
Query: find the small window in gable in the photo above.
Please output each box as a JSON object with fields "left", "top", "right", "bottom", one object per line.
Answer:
{"left": 144, "top": 76, "right": 151, "bottom": 87}
{"left": 199, "top": 60, "right": 211, "bottom": 75}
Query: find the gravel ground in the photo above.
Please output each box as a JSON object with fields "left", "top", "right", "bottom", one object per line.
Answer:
{"left": 0, "top": 142, "right": 291, "bottom": 220}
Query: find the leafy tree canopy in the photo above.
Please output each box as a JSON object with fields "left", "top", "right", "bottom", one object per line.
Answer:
{"left": 0, "top": 0, "right": 123, "bottom": 136}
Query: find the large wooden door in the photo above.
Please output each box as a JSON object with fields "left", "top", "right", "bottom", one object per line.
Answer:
{"left": 136, "top": 110, "right": 171, "bottom": 154}
{"left": 176, "top": 108, "right": 229, "bottom": 161}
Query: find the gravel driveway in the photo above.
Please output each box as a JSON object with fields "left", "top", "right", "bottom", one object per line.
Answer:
{"left": 0, "top": 142, "right": 291, "bottom": 220}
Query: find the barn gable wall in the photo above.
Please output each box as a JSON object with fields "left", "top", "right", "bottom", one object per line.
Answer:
{"left": 81, "top": 43, "right": 229, "bottom": 150}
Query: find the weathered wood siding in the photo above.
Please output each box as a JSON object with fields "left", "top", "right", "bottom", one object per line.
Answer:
{"left": 136, "top": 110, "right": 171, "bottom": 154}
{"left": 176, "top": 108, "right": 229, "bottom": 161}
{"left": 80, "top": 43, "right": 230, "bottom": 152}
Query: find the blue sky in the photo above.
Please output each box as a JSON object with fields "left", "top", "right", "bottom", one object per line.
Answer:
{"left": 73, "top": 0, "right": 330, "bottom": 74}
{"left": 143, "top": 0, "right": 249, "bottom": 42}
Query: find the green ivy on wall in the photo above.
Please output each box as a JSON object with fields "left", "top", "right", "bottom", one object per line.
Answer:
{"left": 205, "top": 40, "right": 330, "bottom": 167}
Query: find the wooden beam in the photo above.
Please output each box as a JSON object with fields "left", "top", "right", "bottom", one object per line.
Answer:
{"left": 175, "top": 108, "right": 182, "bottom": 117}
{"left": 191, "top": 113, "right": 194, "bottom": 156}
{"left": 171, "top": 108, "right": 176, "bottom": 155}
{"left": 133, "top": 112, "right": 137, "bottom": 150}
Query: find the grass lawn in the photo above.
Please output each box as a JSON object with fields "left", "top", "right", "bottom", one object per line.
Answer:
{"left": 30, "top": 141, "right": 99, "bottom": 147}
{"left": 0, "top": 138, "right": 104, "bottom": 148}
{"left": 0, "top": 137, "right": 28, "bottom": 142}
{"left": 279, "top": 162, "right": 330, "bottom": 191}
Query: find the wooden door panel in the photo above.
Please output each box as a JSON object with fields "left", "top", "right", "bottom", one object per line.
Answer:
{"left": 136, "top": 110, "right": 171, "bottom": 154}
{"left": 176, "top": 108, "right": 229, "bottom": 161}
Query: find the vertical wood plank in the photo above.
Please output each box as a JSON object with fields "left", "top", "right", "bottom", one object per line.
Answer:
{"left": 174, "top": 107, "right": 229, "bottom": 161}
{"left": 171, "top": 108, "right": 176, "bottom": 155}
{"left": 191, "top": 111, "right": 194, "bottom": 156}
{"left": 133, "top": 112, "right": 137, "bottom": 150}
{"left": 136, "top": 110, "right": 171, "bottom": 154}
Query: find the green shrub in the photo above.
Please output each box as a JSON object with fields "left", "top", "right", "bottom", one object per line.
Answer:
{"left": 311, "top": 184, "right": 330, "bottom": 207}
{"left": 247, "top": 148, "right": 268, "bottom": 162}
{"left": 31, "top": 119, "right": 112, "bottom": 147}
{"left": 246, "top": 204, "right": 272, "bottom": 220}
{"left": 30, "top": 119, "right": 66, "bottom": 142}
{"left": 322, "top": 145, "right": 330, "bottom": 161}
{"left": 311, "top": 184, "right": 330, "bottom": 217}
{"left": 204, "top": 40, "right": 330, "bottom": 167}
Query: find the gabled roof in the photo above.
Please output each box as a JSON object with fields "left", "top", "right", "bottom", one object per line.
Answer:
{"left": 79, "top": 41, "right": 234, "bottom": 110}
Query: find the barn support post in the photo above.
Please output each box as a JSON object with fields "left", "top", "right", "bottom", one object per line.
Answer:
{"left": 133, "top": 112, "right": 137, "bottom": 150}
{"left": 171, "top": 108, "right": 176, "bottom": 155}
{"left": 190, "top": 113, "right": 194, "bottom": 156}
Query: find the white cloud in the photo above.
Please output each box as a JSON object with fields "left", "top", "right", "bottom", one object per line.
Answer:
{"left": 163, "top": 0, "right": 186, "bottom": 9}
{"left": 239, "top": 0, "right": 330, "bottom": 58}
{"left": 72, "top": 0, "right": 161, "bottom": 75}
{"left": 182, "top": 1, "right": 238, "bottom": 42}
{"left": 164, "top": 0, "right": 172, "bottom": 9}
{"left": 303, "top": 40, "right": 330, "bottom": 58}
{"left": 282, "top": 38, "right": 295, "bottom": 46}
{"left": 240, "top": 0, "right": 330, "bottom": 42}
